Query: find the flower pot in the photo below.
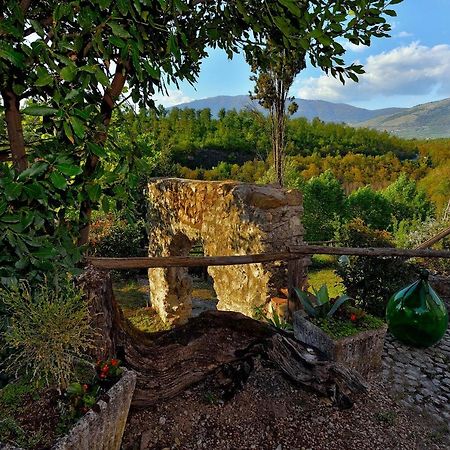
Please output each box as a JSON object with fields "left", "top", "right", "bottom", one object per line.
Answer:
{"left": 293, "top": 313, "right": 387, "bottom": 378}
{"left": 1, "top": 369, "right": 136, "bottom": 450}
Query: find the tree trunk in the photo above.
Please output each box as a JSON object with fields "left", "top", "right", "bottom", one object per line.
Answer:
{"left": 80, "top": 266, "right": 367, "bottom": 410}
{"left": 1, "top": 88, "right": 27, "bottom": 172}
{"left": 77, "top": 62, "right": 129, "bottom": 246}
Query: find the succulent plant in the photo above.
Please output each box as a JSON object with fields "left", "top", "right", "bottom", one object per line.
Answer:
{"left": 294, "top": 284, "right": 352, "bottom": 319}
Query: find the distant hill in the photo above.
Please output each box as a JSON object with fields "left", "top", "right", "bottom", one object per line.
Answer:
{"left": 171, "top": 95, "right": 405, "bottom": 124}
{"left": 358, "top": 98, "right": 450, "bottom": 139}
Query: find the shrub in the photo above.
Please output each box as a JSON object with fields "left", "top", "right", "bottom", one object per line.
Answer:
{"left": 89, "top": 215, "right": 147, "bottom": 258}
{"left": 89, "top": 214, "right": 147, "bottom": 279}
{"left": 0, "top": 278, "right": 94, "bottom": 389}
{"left": 401, "top": 217, "right": 450, "bottom": 275}
{"left": 345, "top": 185, "right": 392, "bottom": 230}
{"left": 383, "top": 173, "right": 434, "bottom": 222}
{"left": 335, "top": 219, "right": 417, "bottom": 317}
{"left": 302, "top": 170, "right": 346, "bottom": 241}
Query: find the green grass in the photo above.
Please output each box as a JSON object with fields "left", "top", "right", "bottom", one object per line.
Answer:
{"left": 113, "top": 281, "right": 169, "bottom": 333}
{"left": 308, "top": 269, "right": 344, "bottom": 298}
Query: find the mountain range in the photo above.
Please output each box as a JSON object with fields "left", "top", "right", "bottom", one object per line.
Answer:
{"left": 172, "top": 95, "right": 450, "bottom": 139}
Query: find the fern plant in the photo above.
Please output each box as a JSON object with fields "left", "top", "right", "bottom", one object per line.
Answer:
{"left": 294, "top": 284, "right": 352, "bottom": 319}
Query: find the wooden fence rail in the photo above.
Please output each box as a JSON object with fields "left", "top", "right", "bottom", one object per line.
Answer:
{"left": 86, "top": 245, "right": 450, "bottom": 270}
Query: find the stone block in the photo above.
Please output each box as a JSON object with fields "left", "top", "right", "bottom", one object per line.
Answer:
{"left": 293, "top": 313, "right": 387, "bottom": 378}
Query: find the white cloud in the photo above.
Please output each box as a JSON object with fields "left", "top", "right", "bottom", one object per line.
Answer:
{"left": 298, "top": 42, "right": 450, "bottom": 103}
{"left": 396, "top": 31, "right": 413, "bottom": 38}
{"left": 343, "top": 41, "right": 368, "bottom": 53}
{"left": 154, "top": 89, "right": 193, "bottom": 107}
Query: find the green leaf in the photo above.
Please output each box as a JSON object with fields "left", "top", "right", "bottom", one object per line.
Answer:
{"left": 69, "top": 116, "right": 85, "bottom": 139}
{"left": 56, "top": 163, "right": 82, "bottom": 177}
{"left": 4, "top": 182, "right": 22, "bottom": 200}
{"left": 0, "top": 43, "right": 25, "bottom": 67}
{"left": 87, "top": 142, "right": 107, "bottom": 158}
{"left": 86, "top": 184, "right": 102, "bottom": 202}
{"left": 108, "top": 22, "right": 131, "bottom": 38}
{"left": 35, "top": 73, "right": 53, "bottom": 87}
{"left": 294, "top": 288, "right": 317, "bottom": 318}
{"left": 18, "top": 162, "right": 49, "bottom": 180}
{"left": 50, "top": 171, "right": 67, "bottom": 190}
{"left": 95, "top": 67, "right": 109, "bottom": 87}
{"left": 60, "top": 65, "right": 77, "bottom": 82}
{"left": 22, "top": 105, "right": 58, "bottom": 116}
{"left": 32, "top": 246, "right": 56, "bottom": 259}
{"left": 278, "top": 0, "right": 301, "bottom": 16}
{"left": 327, "top": 295, "right": 352, "bottom": 318}
{"left": 64, "top": 122, "right": 75, "bottom": 144}
{"left": 101, "top": 196, "right": 110, "bottom": 213}
{"left": 109, "top": 35, "right": 126, "bottom": 48}
{"left": 23, "top": 183, "right": 45, "bottom": 199}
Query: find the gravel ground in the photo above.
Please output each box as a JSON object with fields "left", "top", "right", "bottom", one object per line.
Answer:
{"left": 122, "top": 359, "right": 449, "bottom": 450}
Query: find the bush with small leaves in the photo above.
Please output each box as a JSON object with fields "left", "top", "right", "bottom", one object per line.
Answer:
{"left": 335, "top": 219, "right": 417, "bottom": 317}
{"left": 0, "top": 278, "right": 94, "bottom": 390}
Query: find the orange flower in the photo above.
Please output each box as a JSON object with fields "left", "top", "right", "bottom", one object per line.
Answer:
{"left": 110, "top": 358, "right": 119, "bottom": 367}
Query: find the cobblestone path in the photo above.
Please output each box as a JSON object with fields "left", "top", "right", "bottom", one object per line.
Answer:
{"left": 382, "top": 327, "right": 450, "bottom": 429}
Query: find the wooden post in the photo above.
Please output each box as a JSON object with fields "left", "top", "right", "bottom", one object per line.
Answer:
{"left": 287, "top": 258, "right": 305, "bottom": 318}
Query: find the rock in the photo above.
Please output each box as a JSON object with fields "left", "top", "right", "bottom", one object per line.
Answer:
{"left": 147, "top": 178, "right": 307, "bottom": 325}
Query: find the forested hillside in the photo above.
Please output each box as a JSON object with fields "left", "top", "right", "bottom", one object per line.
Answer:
{"left": 103, "top": 107, "right": 450, "bottom": 241}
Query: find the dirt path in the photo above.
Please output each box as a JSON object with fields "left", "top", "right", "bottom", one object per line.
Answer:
{"left": 122, "top": 360, "right": 448, "bottom": 450}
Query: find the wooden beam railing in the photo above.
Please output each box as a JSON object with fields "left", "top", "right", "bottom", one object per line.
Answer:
{"left": 86, "top": 245, "right": 450, "bottom": 270}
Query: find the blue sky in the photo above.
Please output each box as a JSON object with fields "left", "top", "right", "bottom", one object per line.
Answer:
{"left": 156, "top": 0, "right": 450, "bottom": 110}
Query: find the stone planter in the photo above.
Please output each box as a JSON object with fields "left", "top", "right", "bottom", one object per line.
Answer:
{"left": 293, "top": 313, "right": 387, "bottom": 378}
{"left": 1, "top": 369, "right": 136, "bottom": 450}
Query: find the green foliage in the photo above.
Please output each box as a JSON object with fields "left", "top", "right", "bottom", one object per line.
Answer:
{"left": 295, "top": 284, "right": 351, "bottom": 318}
{"left": 302, "top": 170, "right": 345, "bottom": 241}
{"left": 314, "top": 313, "right": 385, "bottom": 340}
{"left": 346, "top": 185, "right": 392, "bottom": 230}
{"left": 336, "top": 219, "right": 417, "bottom": 317}
{"left": 0, "top": 279, "right": 94, "bottom": 389}
{"left": 0, "top": 415, "right": 44, "bottom": 449}
{"left": 253, "top": 304, "right": 293, "bottom": 331}
{"left": 383, "top": 173, "right": 434, "bottom": 222}
{"left": 0, "top": 162, "right": 82, "bottom": 286}
{"left": 0, "top": 379, "right": 36, "bottom": 410}
{"left": 398, "top": 217, "right": 450, "bottom": 275}
{"left": 89, "top": 215, "right": 147, "bottom": 259}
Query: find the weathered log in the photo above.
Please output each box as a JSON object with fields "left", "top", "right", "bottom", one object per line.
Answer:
{"left": 122, "top": 311, "right": 366, "bottom": 409}
{"left": 80, "top": 266, "right": 367, "bottom": 410}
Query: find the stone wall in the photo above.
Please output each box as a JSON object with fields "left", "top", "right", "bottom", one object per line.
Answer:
{"left": 147, "top": 178, "right": 307, "bottom": 325}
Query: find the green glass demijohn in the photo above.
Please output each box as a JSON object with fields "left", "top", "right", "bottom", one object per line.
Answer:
{"left": 386, "top": 271, "right": 448, "bottom": 348}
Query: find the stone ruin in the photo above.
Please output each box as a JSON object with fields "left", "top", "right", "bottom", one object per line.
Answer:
{"left": 147, "top": 178, "right": 308, "bottom": 325}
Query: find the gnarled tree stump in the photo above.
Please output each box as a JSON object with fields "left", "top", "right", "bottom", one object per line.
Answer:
{"left": 79, "top": 266, "right": 367, "bottom": 410}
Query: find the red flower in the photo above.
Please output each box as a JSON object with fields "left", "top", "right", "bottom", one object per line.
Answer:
{"left": 82, "top": 384, "right": 89, "bottom": 392}
{"left": 101, "top": 364, "right": 109, "bottom": 373}
{"left": 111, "top": 358, "right": 119, "bottom": 367}
{"left": 350, "top": 313, "right": 357, "bottom": 322}
{"left": 99, "top": 373, "right": 106, "bottom": 379}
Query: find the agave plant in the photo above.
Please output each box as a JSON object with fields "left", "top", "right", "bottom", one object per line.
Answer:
{"left": 294, "top": 284, "right": 352, "bottom": 319}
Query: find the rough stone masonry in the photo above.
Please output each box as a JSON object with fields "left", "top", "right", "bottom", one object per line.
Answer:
{"left": 147, "top": 178, "right": 307, "bottom": 325}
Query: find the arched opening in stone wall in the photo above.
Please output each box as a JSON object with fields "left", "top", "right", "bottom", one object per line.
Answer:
{"left": 187, "top": 240, "right": 219, "bottom": 317}
{"left": 147, "top": 178, "right": 308, "bottom": 326}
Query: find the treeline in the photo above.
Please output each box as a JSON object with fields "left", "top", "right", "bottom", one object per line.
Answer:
{"left": 118, "top": 107, "right": 419, "bottom": 166}
{"left": 178, "top": 152, "right": 429, "bottom": 193}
